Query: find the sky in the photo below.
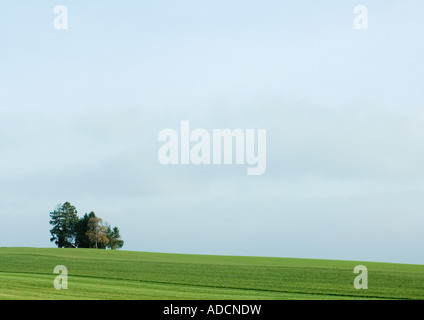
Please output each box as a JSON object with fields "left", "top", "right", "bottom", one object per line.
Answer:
{"left": 0, "top": 1, "right": 424, "bottom": 264}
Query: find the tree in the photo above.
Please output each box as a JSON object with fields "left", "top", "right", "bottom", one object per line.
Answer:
{"left": 49, "top": 202, "right": 79, "bottom": 248}
{"left": 106, "top": 225, "right": 124, "bottom": 250}
{"left": 75, "top": 212, "right": 96, "bottom": 248}
{"left": 86, "top": 217, "right": 109, "bottom": 249}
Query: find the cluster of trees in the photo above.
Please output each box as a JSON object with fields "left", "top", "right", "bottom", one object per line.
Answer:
{"left": 49, "top": 202, "right": 124, "bottom": 249}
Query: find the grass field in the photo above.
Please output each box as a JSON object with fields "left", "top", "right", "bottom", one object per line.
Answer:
{"left": 0, "top": 247, "right": 423, "bottom": 300}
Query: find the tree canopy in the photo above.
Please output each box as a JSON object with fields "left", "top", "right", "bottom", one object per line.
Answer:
{"left": 75, "top": 211, "right": 96, "bottom": 248}
{"left": 49, "top": 202, "right": 124, "bottom": 249}
{"left": 106, "top": 225, "right": 124, "bottom": 250}
{"left": 86, "top": 217, "right": 109, "bottom": 249}
{"left": 49, "top": 202, "right": 79, "bottom": 248}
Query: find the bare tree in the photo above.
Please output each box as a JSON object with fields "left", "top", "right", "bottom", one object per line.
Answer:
{"left": 86, "top": 217, "right": 109, "bottom": 249}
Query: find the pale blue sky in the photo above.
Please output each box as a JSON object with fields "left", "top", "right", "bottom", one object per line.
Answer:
{"left": 1, "top": 1, "right": 424, "bottom": 264}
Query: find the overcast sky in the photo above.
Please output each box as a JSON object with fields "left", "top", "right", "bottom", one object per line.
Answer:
{"left": 1, "top": 1, "right": 424, "bottom": 264}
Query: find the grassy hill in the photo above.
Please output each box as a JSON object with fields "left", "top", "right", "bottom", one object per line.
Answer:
{"left": 0, "top": 247, "right": 423, "bottom": 300}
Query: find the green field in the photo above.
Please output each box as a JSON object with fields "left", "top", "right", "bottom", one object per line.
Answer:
{"left": 0, "top": 247, "right": 423, "bottom": 300}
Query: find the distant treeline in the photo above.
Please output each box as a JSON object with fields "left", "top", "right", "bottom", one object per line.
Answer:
{"left": 49, "top": 202, "right": 124, "bottom": 249}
